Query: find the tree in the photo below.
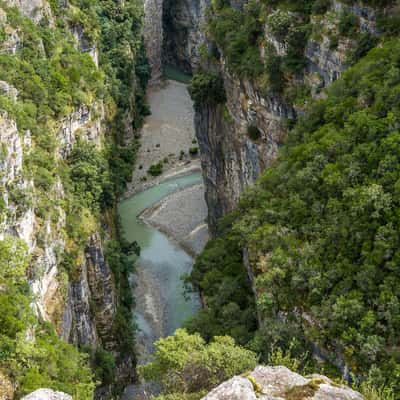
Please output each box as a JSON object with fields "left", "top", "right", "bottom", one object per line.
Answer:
{"left": 139, "top": 329, "right": 257, "bottom": 398}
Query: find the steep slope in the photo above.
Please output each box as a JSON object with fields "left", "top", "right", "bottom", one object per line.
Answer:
{"left": 189, "top": 28, "right": 400, "bottom": 398}
{"left": 0, "top": 0, "right": 149, "bottom": 397}
{"left": 190, "top": 0, "right": 392, "bottom": 231}
{"left": 182, "top": 0, "right": 400, "bottom": 394}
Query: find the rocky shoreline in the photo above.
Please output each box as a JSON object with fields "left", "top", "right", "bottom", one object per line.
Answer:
{"left": 139, "top": 180, "right": 208, "bottom": 257}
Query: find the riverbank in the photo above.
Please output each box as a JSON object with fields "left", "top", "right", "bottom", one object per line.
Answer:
{"left": 139, "top": 182, "right": 208, "bottom": 256}
{"left": 125, "top": 79, "right": 200, "bottom": 197}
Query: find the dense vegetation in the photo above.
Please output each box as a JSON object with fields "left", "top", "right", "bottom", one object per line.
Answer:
{"left": 139, "top": 329, "right": 257, "bottom": 400}
{"left": 188, "top": 38, "right": 400, "bottom": 397}
{"left": 0, "top": 237, "right": 94, "bottom": 398}
{"left": 0, "top": 0, "right": 149, "bottom": 397}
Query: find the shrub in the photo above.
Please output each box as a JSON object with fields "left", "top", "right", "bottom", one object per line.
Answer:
{"left": 312, "top": 0, "right": 331, "bottom": 14}
{"left": 189, "top": 73, "right": 226, "bottom": 109}
{"left": 147, "top": 162, "right": 164, "bottom": 176}
{"left": 267, "top": 9, "right": 293, "bottom": 41}
{"left": 347, "top": 33, "right": 378, "bottom": 64}
{"left": 139, "top": 329, "right": 257, "bottom": 397}
{"left": 189, "top": 147, "right": 199, "bottom": 156}
{"left": 338, "top": 12, "right": 359, "bottom": 36}
{"left": 264, "top": 45, "right": 285, "bottom": 93}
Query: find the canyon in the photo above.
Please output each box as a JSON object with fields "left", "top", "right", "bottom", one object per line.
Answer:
{"left": 0, "top": 0, "right": 397, "bottom": 398}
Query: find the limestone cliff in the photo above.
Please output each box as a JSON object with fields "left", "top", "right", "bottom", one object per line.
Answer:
{"left": 0, "top": 0, "right": 144, "bottom": 394}
{"left": 192, "top": 0, "right": 385, "bottom": 230}
{"left": 162, "top": 0, "right": 208, "bottom": 73}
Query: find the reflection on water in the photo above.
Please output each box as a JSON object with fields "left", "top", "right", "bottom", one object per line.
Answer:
{"left": 118, "top": 173, "right": 202, "bottom": 362}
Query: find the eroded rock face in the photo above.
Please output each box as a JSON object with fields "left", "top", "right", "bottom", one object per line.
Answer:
{"left": 144, "top": 0, "right": 164, "bottom": 81}
{"left": 162, "top": 0, "right": 209, "bottom": 73}
{"left": 193, "top": 1, "right": 383, "bottom": 232}
{"left": 196, "top": 66, "right": 292, "bottom": 231}
{"left": 202, "top": 366, "right": 363, "bottom": 400}
{"left": 0, "top": 0, "right": 118, "bottom": 353}
{"left": 3, "top": 0, "right": 52, "bottom": 24}
{"left": 62, "top": 233, "right": 117, "bottom": 349}
{"left": 21, "top": 389, "right": 72, "bottom": 400}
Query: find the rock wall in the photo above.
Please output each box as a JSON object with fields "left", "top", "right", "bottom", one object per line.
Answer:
{"left": 196, "top": 66, "right": 293, "bottom": 231}
{"left": 62, "top": 234, "right": 117, "bottom": 349}
{"left": 143, "top": 0, "right": 164, "bottom": 81}
{"left": 2, "top": 0, "right": 52, "bottom": 24}
{"left": 162, "top": 0, "right": 209, "bottom": 73}
{"left": 0, "top": 0, "right": 120, "bottom": 367}
{"left": 194, "top": 0, "right": 382, "bottom": 231}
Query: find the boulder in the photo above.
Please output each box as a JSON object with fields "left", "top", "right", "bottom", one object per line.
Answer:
{"left": 202, "top": 366, "right": 363, "bottom": 400}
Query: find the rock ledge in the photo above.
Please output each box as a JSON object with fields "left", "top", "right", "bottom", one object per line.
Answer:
{"left": 202, "top": 366, "right": 363, "bottom": 400}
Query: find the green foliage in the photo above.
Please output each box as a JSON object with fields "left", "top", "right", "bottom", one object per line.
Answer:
{"left": 347, "top": 33, "right": 378, "bottom": 64}
{"left": 267, "top": 9, "right": 293, "bottom": 41}
{"left": 189, "top": 73, "right": 226, "bottom": 110}
{"left": 205, "top": 39, "right": 400, "bottom": 394}
{"left": 208, "top": 1, "right": 264, "bottom": 79}
{"left": 264, "top": 45, "right": 285, "bottom": 93}
{"left": 0, "top": 236, "right": 95, "bottom": 399}
{"left": 139, "top": 329, "right": 257, "bottom": 397}
{"left": 0, "top": 0, "right": 149, "bottom": 394}
{"left": 338, "top": 12, "right": 359, "bottom": 36}
{"left": 147, "top": 161, "right": 164, "bottom": 176}
{"left": 105, "top": 236, "right": 138, "bottom": 356}
{"left": 189, "top": 147, "right": 199, "bottom": 156}
{"left": 92, "top": 347, "right": 116, "bottom": 385}
{"left": 186, "top": 219, "right": 257, "bottom": 346}
{"left": 67, "top": 140, "right": 111, "bottom": 211}
{"left": 311, "top": 0, "right": 331, "bottom": 14}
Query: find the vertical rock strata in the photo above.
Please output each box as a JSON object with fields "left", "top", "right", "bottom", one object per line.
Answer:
{"left": 0, "top": 0, "right": 138, "bottom": 389}
{"left": 144, "top": 0, "right": 164, "bottom": 82}
{"left": 184, "top": 0, "right": 383, "bottom": 231}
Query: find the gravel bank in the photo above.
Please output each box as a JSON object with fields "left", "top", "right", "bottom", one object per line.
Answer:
{"left": 140, "top": 183, "right": 209, "bottom": 256}
{"left": 125, "top": 79, "right": 200, "bottom": 197}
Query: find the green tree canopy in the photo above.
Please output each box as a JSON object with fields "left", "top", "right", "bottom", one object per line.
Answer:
{"left": 139, "top": 329, "right": 257, "bottom": 399}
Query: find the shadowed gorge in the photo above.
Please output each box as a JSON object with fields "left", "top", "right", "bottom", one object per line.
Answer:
{"left": 1, "top": 0, "right": 400, "bottom": 399}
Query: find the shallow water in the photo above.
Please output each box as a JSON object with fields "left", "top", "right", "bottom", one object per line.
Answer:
{"left": 118, "top": 173, "right": 202, "bottom": 361}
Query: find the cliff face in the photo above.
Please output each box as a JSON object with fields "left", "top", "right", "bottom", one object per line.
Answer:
{"left": 162, "top": 0, "right": 208, "bottom": 73}
{"left": 0, "top": 0, "right": 142, "bottom": 393}
{"left": 195, "top": 68, "right": 292, "bottom": 230}
{"left": 192, "top": 0, "right": 382, "bottom": 231}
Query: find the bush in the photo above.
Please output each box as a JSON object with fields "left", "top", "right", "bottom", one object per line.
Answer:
{"left": 267, "top": 9, "right": 293, "bottom": 41}
{"left": 147, "top": 162, "right": 164, "bottom": 176}
{"left": 189, "top": 73, "right": 226, "bottom": 109}
{"left": 92, "top": 347, "right": 116, "bottom": 385}
{"left": 347, "top": 33, "right": 378, "bottom": 64}
{"left": 264, "top": 46, "right": 285, "bottom": 93}
{"left": 139, "top": 329, "right": 257, "bottom": 397}
{"left": 312, "top": 0, "right": 331, "bottom": 14}
{"left": 189, "top": 147, "right": 199, "bottom": 156}
{"left": 338, "top": 12, "right": 359, "bottom": 36}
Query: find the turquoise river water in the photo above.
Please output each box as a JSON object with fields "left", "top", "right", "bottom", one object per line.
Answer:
{"left": 118, "top": 173, "right": 202, "bottom": 359}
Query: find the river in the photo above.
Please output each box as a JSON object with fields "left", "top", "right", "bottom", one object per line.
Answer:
{"left": 119, "top": 173, "right": 202, "bottom": 365}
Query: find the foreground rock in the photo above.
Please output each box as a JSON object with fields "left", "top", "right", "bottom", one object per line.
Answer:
{"left": 22, "top": 389, "right": 72, "bottom": 400}
{"left": 202, "top": 366, "right": 363, "bottom": 400}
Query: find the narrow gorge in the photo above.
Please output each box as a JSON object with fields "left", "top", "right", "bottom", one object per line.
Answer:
{"left": 1, "top": 0, "right": 400, "bottom": 399}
